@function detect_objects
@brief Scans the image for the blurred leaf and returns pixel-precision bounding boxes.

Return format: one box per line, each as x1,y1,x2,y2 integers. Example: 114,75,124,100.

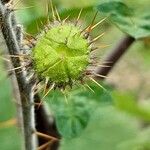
117,127,150,150
0,63,15,122
97,1,150,39
0,126,22,150
0,62,21,150
58,0,98,8
18,6,94,34
46,82,112,138
112,91,150,122
60,106,139,150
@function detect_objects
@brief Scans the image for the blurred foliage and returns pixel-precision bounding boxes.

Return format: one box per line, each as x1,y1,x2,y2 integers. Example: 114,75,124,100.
112,91,150,122
46,83,112,138
97,0,150,39
0,0,150,149
60,106,139,150
0,61,22,150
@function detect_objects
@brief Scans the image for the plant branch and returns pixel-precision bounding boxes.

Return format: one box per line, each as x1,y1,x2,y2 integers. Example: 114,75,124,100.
0,1,60,150
34,95,60,150
96,36,135,80
0,1,37,149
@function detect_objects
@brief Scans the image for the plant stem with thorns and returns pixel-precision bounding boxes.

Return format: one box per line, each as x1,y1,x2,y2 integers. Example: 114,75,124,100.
0,1,37,149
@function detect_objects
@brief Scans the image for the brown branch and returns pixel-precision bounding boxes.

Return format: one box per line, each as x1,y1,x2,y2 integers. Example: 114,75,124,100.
34,94,60,150
96,36,135,80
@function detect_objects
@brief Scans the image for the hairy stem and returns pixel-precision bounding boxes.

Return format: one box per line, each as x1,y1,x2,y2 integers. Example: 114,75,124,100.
96,36,135,80
0,1,60,150
0,1,37,149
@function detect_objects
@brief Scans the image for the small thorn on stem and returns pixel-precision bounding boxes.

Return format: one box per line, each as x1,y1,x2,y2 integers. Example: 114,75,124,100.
43,77,50,96
61,90,68,104
88,77,106,91
55,6,61,22
37,140,52,150
75,8,83,26
84,84,95,93
35,131,59,141
93,73,108,79
62,15,70,23
91,17,107,30
89,32,105,45
38,83,55,108
50,0,56,21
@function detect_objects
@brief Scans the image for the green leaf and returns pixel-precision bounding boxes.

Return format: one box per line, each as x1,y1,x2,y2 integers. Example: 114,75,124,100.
60,106,139,150
97,1,150,39
117,127,150,150
0,126,22,150
46,83,112,138
112,91,150,122
55,96,91,139
58,0,98,8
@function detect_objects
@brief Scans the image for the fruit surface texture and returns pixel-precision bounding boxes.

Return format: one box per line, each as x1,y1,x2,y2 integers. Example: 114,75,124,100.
32,23,90,85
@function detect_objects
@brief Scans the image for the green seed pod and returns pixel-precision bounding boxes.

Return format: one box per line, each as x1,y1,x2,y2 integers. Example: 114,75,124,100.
32,23,90,87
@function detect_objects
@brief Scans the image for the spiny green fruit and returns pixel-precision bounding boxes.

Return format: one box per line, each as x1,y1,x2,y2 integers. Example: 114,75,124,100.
32,22,90,87
28,6,106,90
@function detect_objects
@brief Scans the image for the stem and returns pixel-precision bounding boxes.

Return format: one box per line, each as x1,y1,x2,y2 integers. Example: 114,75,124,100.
0,2,60,150
96,36,135,80
0,1,37,150
1,0,10,4
34,94,60,150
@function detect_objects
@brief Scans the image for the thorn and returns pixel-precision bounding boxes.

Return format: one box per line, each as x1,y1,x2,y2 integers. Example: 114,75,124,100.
84,84,95,93
91,44,111,52
64,94,68,104
91,17,107,30
98,44,111,49
75,8,83,26
26,72,35,82
43,77,49,96
13,6,35,12
55,6,61,22
61,90,68,104
23,31,36,40
89,77,106,91
9,0,22,10
50,0,56,21
8,0,14,4
13,0,21,7
37,141,52,150
96,64,111,68
34,102,43,106
3,54,29,58
91,47,98,51
62,15,70,23
35,131,59,141
38,83,55,108
87,11,98,33
90,32,105,44
7,65,25,72
0,56,10,62
34,83,44,95
93,73,108,79
45,0,50,24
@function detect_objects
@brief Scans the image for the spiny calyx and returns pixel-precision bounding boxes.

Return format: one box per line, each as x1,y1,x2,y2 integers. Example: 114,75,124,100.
32,23,90,87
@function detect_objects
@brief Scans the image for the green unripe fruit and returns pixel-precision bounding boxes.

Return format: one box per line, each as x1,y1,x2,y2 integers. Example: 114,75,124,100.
32,23,90,86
